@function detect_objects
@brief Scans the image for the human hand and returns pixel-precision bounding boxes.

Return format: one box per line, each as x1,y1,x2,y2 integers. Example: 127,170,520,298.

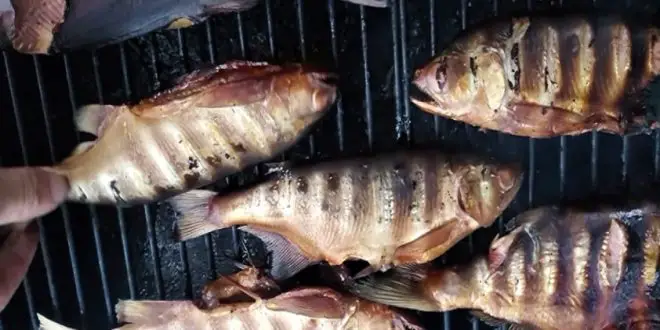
0,167,69,312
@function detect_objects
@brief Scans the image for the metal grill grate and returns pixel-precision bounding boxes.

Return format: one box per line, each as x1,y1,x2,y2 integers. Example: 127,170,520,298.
1,0,659,329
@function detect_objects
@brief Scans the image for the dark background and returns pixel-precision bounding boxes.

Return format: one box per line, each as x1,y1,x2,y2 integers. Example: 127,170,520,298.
1,0,659,329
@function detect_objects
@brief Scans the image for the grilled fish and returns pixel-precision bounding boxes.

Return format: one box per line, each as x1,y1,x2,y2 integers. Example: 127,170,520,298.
45,61,336,206
0,0,259,54
168,151,523,280
349,200,660,329
412,13,660,138
38,285,424,329
199,266,281,308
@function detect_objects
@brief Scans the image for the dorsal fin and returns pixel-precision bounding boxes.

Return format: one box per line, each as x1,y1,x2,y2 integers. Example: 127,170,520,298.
74,104,117,136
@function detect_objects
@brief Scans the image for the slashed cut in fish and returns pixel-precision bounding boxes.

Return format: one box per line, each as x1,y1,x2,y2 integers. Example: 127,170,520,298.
411,13,660,138
349,199,660,330
37,269,425,330
0,0,259,54
168,151,523,281
198,266,281,308
46,60,337,206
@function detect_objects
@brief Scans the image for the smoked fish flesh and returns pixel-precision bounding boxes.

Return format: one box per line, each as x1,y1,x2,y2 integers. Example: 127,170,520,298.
349,200,660,330
37,277,424,329
411,13,660,138
0,0,259,54
168,151,523,280
46,61,337,206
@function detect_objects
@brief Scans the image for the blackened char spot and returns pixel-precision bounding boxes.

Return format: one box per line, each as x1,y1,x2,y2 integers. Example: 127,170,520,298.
188,157,199,170
77,188,88,202
609,211,647,325
184,172,201,188
230,143,247,153
109,180,125,203
510,43,520,92
296,177,308,193
469,57,477,77
327,173,339,192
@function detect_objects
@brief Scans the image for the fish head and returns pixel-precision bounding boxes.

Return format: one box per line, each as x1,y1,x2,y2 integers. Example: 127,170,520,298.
411,50,508,128
455,159,523,226
273,64,338,120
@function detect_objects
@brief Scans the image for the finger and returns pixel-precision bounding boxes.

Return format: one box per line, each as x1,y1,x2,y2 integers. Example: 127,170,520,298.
0,222,39,312
0,167,69,225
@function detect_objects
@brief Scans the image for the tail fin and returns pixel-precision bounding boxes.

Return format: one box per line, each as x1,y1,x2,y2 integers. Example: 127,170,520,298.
115,300,191,325
168,189,223,241
347,264,438,312
37,314,76,330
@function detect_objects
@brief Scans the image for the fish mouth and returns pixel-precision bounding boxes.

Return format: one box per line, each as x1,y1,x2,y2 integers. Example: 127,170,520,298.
410,85,441,112
495,163,525,213
308,71,339,112
309,71,339,89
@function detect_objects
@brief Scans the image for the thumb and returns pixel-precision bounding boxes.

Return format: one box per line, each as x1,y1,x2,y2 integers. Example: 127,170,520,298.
0,167,69,225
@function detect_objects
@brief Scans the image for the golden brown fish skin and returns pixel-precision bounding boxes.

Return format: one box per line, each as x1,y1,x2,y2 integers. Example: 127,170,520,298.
351,202,660,329
199,267,280,308
412,14,660,138
112,287,420,330
211,151,522,270
50,61,336,206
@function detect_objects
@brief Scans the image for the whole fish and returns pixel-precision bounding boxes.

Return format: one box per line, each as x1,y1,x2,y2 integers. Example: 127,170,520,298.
0,0,260,54
349,200,660,329
168,151,523,280
37,285,424,329
45,60,337,206
411,13,660,138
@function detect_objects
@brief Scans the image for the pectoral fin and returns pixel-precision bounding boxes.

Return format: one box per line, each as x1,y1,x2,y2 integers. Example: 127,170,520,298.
239,226,315,281
265,288,346,319
393,218,464,264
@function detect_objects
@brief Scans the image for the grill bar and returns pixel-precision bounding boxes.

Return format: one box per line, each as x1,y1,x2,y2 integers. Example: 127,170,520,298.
89,52,116,324
3,52,52,328
116,44,138,300
326,0,345,152
360,7,374,148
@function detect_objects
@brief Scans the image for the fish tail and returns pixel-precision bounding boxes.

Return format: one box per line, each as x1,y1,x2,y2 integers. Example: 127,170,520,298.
168,189,223,241
37,314,76,330
115,300,190,327
347,264,438,312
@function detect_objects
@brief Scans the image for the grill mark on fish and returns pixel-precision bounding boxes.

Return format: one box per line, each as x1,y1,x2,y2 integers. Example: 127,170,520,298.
582,216,609,320
620,23,650,125
520,231,538,303
327,172,340,192
423,156,438,225
554,18,586,113
587,17,622,113
609,212,647,325
351,163,372,233
392,161,413,242
519,18,547,103
553,216,574,306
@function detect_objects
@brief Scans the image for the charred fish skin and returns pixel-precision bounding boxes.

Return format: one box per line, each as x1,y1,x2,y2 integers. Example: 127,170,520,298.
412,13,660,138
50,61,337,206
0,0,259,54
350,201,660,330
170,151,523,281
